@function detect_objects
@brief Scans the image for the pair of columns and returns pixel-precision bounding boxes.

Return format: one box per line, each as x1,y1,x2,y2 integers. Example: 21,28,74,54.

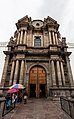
51,60,65,86
9,60,26,85
17,30,27,44
17,29,58,46
48,31,58,45
9,59,74,87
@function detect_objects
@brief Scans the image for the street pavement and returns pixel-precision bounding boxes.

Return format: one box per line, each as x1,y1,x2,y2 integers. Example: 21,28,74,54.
4,98,71,119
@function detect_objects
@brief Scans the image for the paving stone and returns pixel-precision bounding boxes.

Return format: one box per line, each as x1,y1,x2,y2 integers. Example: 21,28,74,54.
4,98,71,119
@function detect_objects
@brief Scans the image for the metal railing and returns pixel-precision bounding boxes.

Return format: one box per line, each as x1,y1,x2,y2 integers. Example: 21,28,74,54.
60,96,74,119
2,99,15,117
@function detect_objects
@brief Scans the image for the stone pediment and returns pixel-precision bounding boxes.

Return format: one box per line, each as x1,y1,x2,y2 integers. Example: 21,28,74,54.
46,16,57,24
18,15,31,23
16,15,31,28
44,16,59,30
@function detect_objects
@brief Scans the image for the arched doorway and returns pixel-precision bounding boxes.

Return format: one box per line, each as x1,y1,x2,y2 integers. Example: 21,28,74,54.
29,66,47,98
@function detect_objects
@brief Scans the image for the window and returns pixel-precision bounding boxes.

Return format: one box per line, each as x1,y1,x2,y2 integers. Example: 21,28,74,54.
34,36,41,47
36,23,40,26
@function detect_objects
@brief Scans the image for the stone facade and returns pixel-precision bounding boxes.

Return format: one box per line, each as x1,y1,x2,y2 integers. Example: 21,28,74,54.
1,15,74,98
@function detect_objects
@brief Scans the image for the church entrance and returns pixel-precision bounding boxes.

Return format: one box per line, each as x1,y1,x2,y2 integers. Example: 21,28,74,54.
29,66,46,98
30,84,36,97
40,84,46,97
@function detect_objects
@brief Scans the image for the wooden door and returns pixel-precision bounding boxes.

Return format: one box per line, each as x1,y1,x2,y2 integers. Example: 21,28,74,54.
29,66,46,98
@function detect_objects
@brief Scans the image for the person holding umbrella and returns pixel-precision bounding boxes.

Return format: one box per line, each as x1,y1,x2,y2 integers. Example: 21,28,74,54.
23,90,27,104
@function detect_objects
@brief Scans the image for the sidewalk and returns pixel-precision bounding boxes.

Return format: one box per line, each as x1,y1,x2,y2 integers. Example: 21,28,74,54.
4,98,71,119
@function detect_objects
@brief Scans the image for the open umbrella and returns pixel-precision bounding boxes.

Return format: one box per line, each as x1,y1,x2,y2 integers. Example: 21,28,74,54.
10,84,25,89
7,88,18,93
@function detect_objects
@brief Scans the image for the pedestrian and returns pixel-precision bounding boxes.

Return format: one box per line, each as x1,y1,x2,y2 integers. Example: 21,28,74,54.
19,93,23,103
23,91,27,104
5,93,11,110
12,94,16,108
15,94,18,103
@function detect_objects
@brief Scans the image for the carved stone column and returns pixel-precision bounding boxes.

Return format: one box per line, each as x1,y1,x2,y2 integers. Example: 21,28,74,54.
23,30,27,44
56,61,62,86
51,60,56,86
46,60,52,97
48,59,52,86
17,32,20,44
66,57,74,86
13,60,19,84
9,61,15,86
1,55,9,86
55,33,58,45
48,31,52,44
20,30,23,44
60,62,65,86
24,60,27,85
29,30,32,46
19,60,24,84
52,31,56,45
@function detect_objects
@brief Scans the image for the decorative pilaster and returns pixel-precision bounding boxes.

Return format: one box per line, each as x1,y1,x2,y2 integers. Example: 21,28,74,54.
24,60,27,85
29,30,32,46
46,60,50,97
52,31,56,45
1,55,9,87
48,31,52,44
57,61,62,86
23,30,27,44
19,60,24,84
48,59,52,86
17,32,20,44
9,61,15,86
60,62,65,86
66,57,74,86
20,30,23,44
55,33,58,45
13,60,19,84
51,60,56,86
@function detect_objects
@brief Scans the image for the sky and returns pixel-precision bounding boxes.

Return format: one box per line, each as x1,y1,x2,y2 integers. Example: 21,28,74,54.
0,0,74,79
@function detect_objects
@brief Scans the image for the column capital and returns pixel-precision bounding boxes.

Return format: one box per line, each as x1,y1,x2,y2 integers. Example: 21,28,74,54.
48,28,51,32
19,27,27,32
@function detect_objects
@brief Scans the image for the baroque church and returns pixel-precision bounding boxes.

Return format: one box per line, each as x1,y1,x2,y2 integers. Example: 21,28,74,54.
1,15,74,98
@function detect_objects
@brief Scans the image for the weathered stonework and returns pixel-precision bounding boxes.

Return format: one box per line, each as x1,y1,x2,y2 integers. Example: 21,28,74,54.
1,15,74,98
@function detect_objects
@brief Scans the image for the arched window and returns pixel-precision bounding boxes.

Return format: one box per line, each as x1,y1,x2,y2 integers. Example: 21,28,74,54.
34,36,41,47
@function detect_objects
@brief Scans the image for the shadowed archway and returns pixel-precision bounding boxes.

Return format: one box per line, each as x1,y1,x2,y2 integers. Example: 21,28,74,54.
28,65,47,98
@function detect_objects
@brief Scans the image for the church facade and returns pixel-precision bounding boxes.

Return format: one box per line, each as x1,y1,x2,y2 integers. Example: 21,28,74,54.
1,15,74,98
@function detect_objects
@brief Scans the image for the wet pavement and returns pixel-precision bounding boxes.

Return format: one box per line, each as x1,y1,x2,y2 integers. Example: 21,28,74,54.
4,98,71,119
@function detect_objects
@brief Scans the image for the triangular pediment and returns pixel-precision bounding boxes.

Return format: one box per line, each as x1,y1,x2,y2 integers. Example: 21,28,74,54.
18,15,30,23
16,15,31,28
46,16,57,24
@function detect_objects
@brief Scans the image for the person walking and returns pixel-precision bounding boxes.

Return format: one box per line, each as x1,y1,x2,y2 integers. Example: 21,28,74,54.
12,94,16,108
23,91,27,104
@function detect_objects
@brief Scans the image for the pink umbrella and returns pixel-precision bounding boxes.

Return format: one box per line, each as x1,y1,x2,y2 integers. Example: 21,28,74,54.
7,88,18,93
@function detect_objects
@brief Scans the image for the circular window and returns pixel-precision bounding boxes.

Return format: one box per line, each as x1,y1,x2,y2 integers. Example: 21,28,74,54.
36,23,40,26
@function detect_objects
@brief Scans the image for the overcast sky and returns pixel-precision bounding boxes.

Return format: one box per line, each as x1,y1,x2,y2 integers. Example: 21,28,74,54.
0,0,74,79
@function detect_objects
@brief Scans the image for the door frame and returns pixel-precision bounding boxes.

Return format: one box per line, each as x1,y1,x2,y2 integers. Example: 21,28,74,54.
28,65,47,98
